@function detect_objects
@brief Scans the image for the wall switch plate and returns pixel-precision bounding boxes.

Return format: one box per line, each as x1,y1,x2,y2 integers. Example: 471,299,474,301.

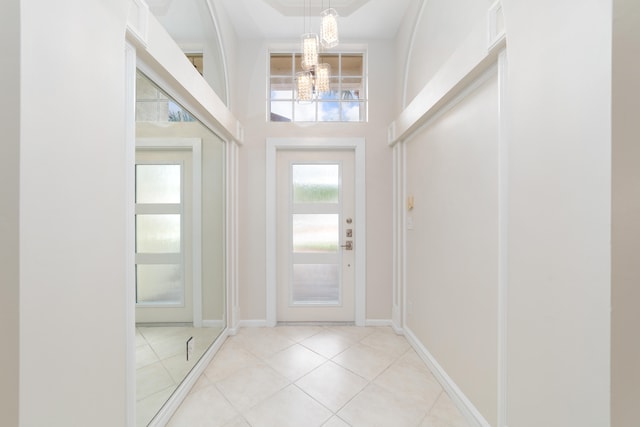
186,337,194,361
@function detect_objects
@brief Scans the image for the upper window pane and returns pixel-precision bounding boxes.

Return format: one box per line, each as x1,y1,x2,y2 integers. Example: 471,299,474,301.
136,164,181,204
269,52,366,122
318,54,340,71
270,54,292,75
136,71,196,122
341,55,363,77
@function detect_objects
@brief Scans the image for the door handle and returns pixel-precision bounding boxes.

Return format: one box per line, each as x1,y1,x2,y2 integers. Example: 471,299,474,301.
340,241,353,250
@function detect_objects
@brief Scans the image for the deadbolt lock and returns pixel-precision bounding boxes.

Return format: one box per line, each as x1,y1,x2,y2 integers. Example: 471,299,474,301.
346,228,353,237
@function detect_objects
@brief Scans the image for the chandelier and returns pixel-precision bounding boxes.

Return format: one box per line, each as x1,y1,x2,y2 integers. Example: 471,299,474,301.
296,0,339,102
320,5,339,48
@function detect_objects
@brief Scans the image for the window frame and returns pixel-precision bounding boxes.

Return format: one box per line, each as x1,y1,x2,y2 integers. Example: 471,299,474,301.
268,49,368,123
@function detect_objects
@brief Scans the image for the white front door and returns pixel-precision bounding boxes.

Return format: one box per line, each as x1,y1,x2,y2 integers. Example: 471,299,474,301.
276,150,356,322
135,148,193,323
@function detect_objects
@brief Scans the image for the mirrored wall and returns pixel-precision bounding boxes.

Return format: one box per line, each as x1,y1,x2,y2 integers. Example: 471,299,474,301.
134,71,226,426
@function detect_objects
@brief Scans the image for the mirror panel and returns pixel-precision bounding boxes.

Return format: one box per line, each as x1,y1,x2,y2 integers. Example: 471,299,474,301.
135,71,226,426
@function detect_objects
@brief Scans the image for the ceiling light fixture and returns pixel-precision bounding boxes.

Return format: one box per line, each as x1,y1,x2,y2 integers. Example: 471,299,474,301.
300,0,318,71
320,1,339,48
296,0,339,102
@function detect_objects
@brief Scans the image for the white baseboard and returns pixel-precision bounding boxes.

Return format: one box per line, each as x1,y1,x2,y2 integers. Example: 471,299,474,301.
237,319,402,331
148,328,230,426
202,319,225,328
238,319,395,329
238,319,269,328
365,319,404,336
391,321,404,335
365,319,393,327
403,327,490,427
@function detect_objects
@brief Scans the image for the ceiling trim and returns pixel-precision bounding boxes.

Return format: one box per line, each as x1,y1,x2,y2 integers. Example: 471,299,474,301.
262,0,370,17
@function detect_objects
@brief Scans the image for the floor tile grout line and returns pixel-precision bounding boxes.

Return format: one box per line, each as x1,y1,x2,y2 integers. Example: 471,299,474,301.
417,389,446,426
175,326,467,427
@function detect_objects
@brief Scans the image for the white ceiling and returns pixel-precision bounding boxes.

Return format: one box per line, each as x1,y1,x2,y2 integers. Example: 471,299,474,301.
151,0,413,43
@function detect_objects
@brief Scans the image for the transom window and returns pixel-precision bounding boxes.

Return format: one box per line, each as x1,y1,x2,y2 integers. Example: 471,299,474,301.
269,52,367,123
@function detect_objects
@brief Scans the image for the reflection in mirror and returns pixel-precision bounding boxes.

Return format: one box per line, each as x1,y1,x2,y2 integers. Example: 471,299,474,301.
135,71,226,426
150,0,228,106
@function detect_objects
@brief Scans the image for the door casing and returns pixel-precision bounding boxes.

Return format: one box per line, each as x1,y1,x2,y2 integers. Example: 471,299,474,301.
266,137,366,326
136,138,203,327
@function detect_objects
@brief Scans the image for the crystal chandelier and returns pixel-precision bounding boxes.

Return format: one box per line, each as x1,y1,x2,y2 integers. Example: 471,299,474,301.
296,0,339,102
296,70,314,102
301,33,319,71
315,63,331,93
320,6,339,48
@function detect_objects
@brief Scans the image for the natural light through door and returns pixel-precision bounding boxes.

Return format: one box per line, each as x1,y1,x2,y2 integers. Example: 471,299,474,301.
277,150,355,322
135,149,193,323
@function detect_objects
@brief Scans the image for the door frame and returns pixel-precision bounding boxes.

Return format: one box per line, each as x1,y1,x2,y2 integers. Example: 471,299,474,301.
266,137,366,326
136,137,203,327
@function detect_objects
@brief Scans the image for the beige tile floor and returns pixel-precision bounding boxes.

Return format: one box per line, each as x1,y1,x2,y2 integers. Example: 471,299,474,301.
136,325,224,427
167,326,470,427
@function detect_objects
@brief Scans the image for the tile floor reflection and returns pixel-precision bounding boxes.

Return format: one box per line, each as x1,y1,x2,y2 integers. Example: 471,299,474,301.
136,325,223,427
167,326,470,427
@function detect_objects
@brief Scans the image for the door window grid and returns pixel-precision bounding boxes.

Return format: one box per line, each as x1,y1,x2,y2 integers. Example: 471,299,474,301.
269,52,367,123
289,162,343,305
135,163,185,306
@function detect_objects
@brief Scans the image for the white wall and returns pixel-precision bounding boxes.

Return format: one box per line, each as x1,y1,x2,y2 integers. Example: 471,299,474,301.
210,0,239,111
612,0,640,425
405,72,500,425
393,0,422,110
234,39,395,322
398,0,612,425
18,0,130,425
0,1,20,425
404,0,488,106
503,1,611,425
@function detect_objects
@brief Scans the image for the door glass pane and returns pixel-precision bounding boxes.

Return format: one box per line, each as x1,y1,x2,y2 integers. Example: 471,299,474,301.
292,164,339,203
136,164,181,203
136,214,181,253
293,214,338,253
292,264,339,304
136,264,182,304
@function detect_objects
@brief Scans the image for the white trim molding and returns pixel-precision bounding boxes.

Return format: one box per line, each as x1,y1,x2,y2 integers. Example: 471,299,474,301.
148,329,230,426
497,48,509,427
136,138,203,327
404,327,491,427
266,138,367,327
366,319,403,335
488,1,506,50
202,320,226,328
124,41,137,427
226,139,241,335
391,14,506,147
126,0,149,48
391,3,509,425
238,319,270,328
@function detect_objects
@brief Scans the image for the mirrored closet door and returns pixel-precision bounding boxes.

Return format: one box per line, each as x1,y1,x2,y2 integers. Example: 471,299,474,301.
134,71,226,426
